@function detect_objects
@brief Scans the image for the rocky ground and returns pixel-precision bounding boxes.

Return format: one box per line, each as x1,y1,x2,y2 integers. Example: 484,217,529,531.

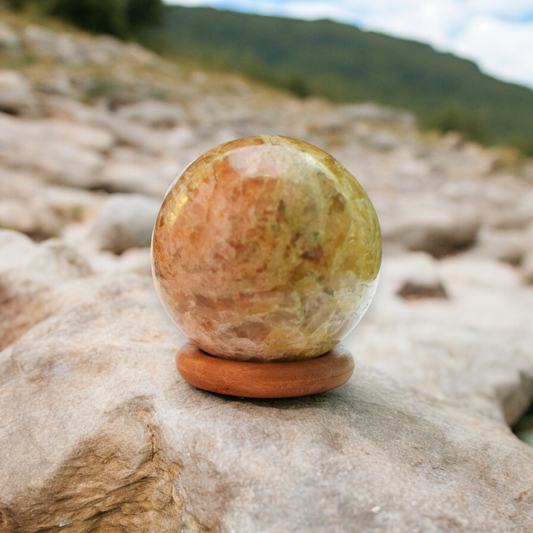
1,11,533,532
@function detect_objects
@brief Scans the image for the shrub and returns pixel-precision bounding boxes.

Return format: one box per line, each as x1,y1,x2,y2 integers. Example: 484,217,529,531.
430,103,487,144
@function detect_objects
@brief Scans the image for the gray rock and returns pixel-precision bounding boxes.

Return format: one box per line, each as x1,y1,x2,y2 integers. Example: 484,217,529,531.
46,118,115,152
0,231,91,280
392,252,449,300
0,264,532,532
0,114,105,188
346,254,533,425
364,130,400,151
0,22,19,49
0,165,105,238
0,229,36,272
0,197,60,238
0,167,62,238
0,70,34,115
522,161,533,182
339,102,414,127
465,227,527,264
87,247,153,277
116,100,187,128
23,26,120,66
22,23,161,69
23,26,79,64
90,194,161,254
26,239,93,279
381,206,480,257
94,112,182,155
99,148,182,197
523,252,533,285
38,75,77,97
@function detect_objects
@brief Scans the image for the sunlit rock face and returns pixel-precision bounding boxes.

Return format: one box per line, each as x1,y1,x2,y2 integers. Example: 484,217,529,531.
152,136,381,361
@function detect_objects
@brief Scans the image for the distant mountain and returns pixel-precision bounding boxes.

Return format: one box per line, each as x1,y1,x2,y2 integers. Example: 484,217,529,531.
152,6,533,153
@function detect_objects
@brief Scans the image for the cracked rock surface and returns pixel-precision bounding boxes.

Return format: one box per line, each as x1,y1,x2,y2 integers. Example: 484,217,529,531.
0,240,533,532
0,255,533,533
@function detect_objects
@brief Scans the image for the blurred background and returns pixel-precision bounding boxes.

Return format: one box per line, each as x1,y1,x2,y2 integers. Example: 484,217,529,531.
1,0,533,441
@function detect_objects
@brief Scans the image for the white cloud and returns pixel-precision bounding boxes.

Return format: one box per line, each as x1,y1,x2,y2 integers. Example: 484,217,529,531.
452,16,533,87
165,0,533,89
466,0,533,18
358,0,465,50
281,2,363,22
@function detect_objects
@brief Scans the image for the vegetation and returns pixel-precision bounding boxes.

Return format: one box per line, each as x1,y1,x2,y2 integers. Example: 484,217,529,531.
148,6,533,154
5,0,164,38
4,1,533,153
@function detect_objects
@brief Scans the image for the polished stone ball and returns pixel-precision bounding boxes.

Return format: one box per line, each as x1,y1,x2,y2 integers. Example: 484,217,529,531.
152,135,381,361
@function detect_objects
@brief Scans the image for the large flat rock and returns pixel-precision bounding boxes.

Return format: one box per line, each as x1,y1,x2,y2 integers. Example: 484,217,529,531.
1,247,533,532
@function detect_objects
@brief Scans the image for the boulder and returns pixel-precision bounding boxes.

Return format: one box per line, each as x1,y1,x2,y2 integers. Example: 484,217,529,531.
26,239,93,280
0,229,36,272
390,252,449,300
523,252,533,285
347,254,533,425
0,168,62,238
99,148,181,197
0,70,34,115
381,206,480,257
45,119,115,152
0,165,105,238
0,259,532,532
89,194,161,254
465,227,527,264
0,22,19,50
363,129,400,151
0,114,105,188
0,197,60,238
116,100,187,128
94,113,182,155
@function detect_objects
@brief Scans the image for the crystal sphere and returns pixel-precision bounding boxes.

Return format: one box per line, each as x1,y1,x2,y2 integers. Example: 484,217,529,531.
152,136,381,361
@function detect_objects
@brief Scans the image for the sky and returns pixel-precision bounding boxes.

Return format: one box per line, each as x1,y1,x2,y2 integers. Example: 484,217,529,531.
165,0,533,90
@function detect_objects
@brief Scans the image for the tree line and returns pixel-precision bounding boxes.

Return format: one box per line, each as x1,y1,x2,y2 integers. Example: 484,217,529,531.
6,1,533,154
6,0,164,38
153,6,533,155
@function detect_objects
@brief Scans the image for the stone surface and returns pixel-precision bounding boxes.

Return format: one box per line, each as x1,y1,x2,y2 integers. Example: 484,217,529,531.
100,148,181,197
0,164,105,238
153,135,382,361
346,253,533,425
523,252,533,285
0,229,37,272
0,258,533,532
22,25,154,67
116,100,187,128
0,70,34,115
90,194,161,254
0,114,105,188
0,22,19,50
380,204,480,257
466,227,527,264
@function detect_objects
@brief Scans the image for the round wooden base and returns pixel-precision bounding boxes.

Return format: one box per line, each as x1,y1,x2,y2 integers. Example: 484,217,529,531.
176,342,355,398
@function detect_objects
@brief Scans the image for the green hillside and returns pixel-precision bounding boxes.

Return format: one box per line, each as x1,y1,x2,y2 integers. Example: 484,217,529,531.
151,6,533,153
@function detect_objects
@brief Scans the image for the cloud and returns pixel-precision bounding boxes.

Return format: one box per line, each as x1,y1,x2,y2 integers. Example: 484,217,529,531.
357,0,465,49
452,16,533,87
164,0,533,89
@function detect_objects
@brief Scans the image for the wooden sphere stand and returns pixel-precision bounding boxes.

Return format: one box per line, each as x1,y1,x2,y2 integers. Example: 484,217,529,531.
176,342,355,398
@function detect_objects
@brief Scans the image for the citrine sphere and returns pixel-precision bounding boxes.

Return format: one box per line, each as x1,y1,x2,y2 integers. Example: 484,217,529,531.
152,135,381,361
